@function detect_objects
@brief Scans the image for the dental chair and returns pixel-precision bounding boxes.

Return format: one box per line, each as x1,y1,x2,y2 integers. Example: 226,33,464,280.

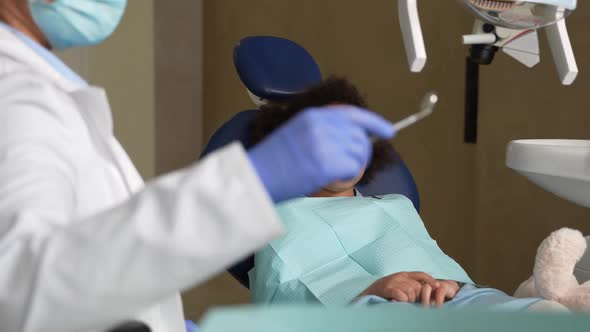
200,36,420,288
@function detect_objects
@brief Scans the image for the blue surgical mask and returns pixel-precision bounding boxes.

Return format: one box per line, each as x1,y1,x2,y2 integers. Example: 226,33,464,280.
29,0,128,50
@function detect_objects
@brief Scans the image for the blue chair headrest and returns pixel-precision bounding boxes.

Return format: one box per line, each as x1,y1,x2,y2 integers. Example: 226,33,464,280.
234,36,322,101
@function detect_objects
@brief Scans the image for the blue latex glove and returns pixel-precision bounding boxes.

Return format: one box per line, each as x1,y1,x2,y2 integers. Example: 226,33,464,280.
248,106,395,202
185,320,199,332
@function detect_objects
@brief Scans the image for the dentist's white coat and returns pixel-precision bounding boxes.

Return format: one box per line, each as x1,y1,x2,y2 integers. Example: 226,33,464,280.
0,25,283,332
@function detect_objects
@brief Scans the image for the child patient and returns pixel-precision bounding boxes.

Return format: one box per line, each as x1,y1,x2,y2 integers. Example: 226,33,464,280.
247,77,566,312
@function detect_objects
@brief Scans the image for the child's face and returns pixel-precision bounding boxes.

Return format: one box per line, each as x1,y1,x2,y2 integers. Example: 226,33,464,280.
323,168,366,193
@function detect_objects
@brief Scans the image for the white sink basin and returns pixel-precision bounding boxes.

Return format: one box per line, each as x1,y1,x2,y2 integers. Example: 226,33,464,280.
506,140,590,208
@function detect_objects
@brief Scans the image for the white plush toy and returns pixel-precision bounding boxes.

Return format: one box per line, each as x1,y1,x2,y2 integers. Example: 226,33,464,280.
515,228,590,311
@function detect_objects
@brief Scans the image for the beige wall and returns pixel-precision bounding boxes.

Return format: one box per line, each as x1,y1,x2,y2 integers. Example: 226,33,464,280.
58,0,156,179
91,0,156,179
185,0,590,320
154,0,204,175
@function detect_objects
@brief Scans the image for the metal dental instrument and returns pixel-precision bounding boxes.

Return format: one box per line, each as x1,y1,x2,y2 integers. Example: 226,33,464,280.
392,91,439,132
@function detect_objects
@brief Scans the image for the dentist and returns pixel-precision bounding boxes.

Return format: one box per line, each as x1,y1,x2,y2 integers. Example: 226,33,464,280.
0,1,395,331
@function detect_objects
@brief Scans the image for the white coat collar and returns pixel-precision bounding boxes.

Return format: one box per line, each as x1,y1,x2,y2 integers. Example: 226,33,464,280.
0,24,82,93
0,24,113,135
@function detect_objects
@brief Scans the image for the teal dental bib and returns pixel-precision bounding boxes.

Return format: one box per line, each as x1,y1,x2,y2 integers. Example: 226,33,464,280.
250,195,473,305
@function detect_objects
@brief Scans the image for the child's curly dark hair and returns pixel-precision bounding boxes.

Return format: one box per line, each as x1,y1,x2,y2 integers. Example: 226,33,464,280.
250,77,397,186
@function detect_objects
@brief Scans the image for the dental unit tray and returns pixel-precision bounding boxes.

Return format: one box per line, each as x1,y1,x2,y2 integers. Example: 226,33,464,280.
199,305,590,332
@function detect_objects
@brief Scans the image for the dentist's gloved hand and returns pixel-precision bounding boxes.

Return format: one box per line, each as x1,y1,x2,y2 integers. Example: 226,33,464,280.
185,320,199,332
248,106,395,202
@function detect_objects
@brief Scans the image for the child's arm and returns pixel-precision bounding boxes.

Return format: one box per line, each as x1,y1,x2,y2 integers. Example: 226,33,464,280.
358,272,440,306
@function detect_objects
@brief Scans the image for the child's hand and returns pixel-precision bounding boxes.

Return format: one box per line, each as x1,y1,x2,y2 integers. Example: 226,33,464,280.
420,280,461,308
358,272,440,305
430,280,460,308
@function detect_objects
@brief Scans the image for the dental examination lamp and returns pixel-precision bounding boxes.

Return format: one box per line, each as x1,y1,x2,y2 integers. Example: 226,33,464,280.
399,0,578,143
399,0,590,284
